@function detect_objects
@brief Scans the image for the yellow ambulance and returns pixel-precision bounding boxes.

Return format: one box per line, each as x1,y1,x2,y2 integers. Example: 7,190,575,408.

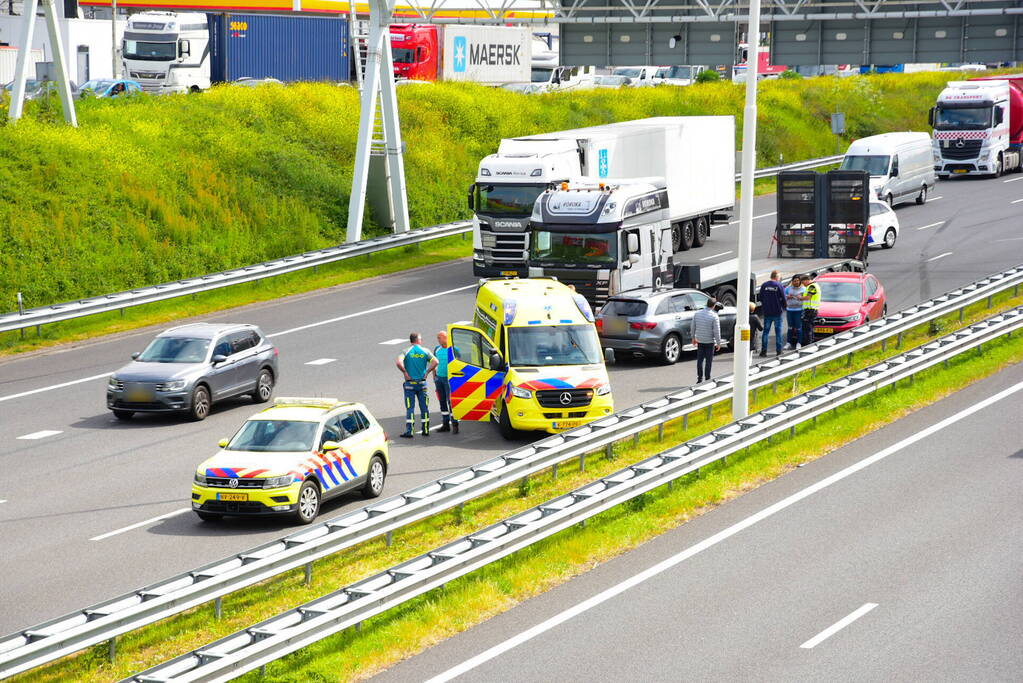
445,278,614,438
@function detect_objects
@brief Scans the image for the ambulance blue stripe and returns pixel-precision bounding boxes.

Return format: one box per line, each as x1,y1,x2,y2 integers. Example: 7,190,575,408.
539,378,574,389
484,372,507,398
220,467,240,478
449,364,480,392
344,458,359,478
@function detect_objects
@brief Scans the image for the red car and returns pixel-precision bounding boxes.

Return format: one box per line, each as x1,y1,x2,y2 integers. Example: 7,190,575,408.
812,272,887,336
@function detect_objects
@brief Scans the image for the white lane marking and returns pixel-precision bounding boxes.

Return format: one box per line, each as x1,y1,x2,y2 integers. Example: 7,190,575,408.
267,284,476,338
930,196,943,201
305,358,337,366
90,508,191,541
800,603,878,649
0,285,477,405
380,338,407,345
1011,198,1023,205
928,252,953,262
1004,176,1023,183
0,372,112,404
995,237,1023,243
16,430,63,440
424,379,1023,683
725,211,777,226
699,251,733,262
0,500,7,504
915,222,944,231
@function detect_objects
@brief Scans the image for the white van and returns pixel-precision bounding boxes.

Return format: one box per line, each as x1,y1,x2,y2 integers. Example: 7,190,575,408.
839,132,936,208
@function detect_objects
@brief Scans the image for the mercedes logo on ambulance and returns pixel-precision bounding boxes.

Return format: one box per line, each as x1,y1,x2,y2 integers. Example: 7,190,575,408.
559,392,573,405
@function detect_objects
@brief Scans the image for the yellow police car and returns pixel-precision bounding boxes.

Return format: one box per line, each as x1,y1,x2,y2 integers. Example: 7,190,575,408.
192,398,389,524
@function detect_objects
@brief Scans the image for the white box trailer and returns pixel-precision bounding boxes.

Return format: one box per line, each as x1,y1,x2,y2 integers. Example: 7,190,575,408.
0,45,43,84
471,116,735,277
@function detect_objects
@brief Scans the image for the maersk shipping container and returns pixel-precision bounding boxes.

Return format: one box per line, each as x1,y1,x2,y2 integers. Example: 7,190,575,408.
208,14,350,84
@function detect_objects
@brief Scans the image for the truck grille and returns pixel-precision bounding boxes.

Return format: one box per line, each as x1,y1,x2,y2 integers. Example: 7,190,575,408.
536,388,593,408
481,232,528,264
939,140,982,160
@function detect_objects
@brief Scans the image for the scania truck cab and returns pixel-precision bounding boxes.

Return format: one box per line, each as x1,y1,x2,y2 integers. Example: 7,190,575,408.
445,278,614,439
528,179,675,308
930,77,1023,178
122,12,211,94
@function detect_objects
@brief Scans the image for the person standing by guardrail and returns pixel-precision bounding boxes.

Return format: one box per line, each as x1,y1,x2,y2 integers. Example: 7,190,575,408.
801,274,822,346
785,275,805,349
432,330,459,434
757,269,786,356
396,332,438,439
691,297,722,384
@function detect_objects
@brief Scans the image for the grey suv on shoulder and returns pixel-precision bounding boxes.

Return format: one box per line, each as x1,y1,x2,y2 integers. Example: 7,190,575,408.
597,288,737,364
107,323,279,421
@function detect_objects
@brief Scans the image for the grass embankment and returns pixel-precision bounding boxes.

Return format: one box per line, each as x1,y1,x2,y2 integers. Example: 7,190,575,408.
1,72,957,356
17,289,1022,683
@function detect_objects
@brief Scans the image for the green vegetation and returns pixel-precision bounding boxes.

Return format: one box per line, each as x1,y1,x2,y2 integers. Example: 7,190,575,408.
695,69,722,83
16,288,1021,683
1,72,958,324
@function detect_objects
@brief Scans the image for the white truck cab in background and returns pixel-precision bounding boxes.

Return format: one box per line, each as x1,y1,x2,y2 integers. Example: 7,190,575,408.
122,12,210,94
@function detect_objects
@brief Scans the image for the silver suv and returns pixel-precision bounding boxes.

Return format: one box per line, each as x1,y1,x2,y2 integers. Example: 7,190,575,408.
107,323,279,421
597,288,737,364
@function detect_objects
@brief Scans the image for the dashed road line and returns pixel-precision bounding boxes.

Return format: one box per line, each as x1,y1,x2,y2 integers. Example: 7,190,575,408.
915,222,944,231
0,372,112,404
90,508,192,541
928,252,953,262
380,338,407,345
16,430,63,440
929,195,943,201
1011,198,1023,205
305,358,337,366
1004,176,1023,183
800,603,879,649
699,251,734,261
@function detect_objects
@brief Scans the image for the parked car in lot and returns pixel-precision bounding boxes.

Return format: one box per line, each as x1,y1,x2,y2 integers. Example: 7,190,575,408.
812,272,887,337
230,77,284,88
76,78,143,98
2,78,78,100
107,323,278,421
866,201,900,249
596,288,738,364
192,397,389,524
591,74,632,89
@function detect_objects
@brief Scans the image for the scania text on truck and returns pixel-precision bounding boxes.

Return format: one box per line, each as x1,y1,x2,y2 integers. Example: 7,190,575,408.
930,75,1023,178
390,24,531,85
444,278,613,439
122,12,211,93
470,116,735,279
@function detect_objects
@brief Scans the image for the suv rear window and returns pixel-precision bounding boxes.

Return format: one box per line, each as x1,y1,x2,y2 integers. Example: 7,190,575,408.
603,299,647,317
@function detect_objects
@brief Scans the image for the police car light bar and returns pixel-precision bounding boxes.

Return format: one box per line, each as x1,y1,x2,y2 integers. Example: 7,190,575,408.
273,397,341,409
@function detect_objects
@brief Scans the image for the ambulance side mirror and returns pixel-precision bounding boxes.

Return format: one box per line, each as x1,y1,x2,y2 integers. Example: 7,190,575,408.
489,350,503,370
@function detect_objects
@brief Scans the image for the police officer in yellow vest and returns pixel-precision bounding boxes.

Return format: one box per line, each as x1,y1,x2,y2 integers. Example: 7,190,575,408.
800,274,822,345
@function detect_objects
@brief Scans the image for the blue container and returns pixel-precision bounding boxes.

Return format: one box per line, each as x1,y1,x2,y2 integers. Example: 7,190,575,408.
208,13,350,83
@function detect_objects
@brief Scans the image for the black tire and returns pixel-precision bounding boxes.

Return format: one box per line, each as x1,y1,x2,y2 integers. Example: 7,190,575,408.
362,456,386,498
195,511,222,522
916,186,927,205
659,333,682,365
882,305,888,318
992,155,1003,178
882,228,897,249
715,285,737,308
678,221,695,251
498,403,517,440
692,216,710,248
292,479,320,524
885,193,894,208
252,368,274,403
113,409,134,421
189,385,211,421
670,223,682,252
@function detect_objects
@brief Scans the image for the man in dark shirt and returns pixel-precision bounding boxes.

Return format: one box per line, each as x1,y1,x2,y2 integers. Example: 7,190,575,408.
757,270,786,356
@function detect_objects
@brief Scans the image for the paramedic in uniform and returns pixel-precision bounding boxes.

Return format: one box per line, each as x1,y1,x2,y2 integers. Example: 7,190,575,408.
396,333,438,439
432,330,459,434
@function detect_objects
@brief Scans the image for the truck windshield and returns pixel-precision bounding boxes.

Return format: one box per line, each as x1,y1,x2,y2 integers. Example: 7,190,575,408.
123,39,176,61
508,325,603,366
663,66,695,79
934,106,991,129
839,155,890,176
531,230,617,266
612,67,644,78
531,67,553,83
476,184,546,216
392,47,416,64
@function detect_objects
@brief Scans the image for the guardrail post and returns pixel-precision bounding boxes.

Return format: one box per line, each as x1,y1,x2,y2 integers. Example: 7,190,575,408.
17,292,24,340
214,597,222,619
579,453,586,472
657,423,664,441
772,381,778,395
881,338,886,352
518,476,530,497
705,405,712,420
987,294,993,309
846,352,854,367
944,359,950,369
385,530,393,548
792,376,799,393
455,502,465,524
682,413,689,432
790,426,795,438
633,432,640,447
304,562,313,586
552,462,558,480
108,637,116,662
605,443,614,460
896,332,904,349
959,308,965,323
752,388,758,404
811,366,817,379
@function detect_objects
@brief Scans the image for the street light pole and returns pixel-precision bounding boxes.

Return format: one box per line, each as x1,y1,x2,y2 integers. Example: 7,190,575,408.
731,0,762,420
111,0,119,78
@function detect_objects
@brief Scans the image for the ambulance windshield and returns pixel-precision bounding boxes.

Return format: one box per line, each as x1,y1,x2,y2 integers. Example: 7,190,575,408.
508,324,602,366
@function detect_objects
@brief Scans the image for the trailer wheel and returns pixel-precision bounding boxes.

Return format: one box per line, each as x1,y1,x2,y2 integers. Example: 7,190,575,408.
678,221,695,252
692,216,710,248
715,285,737,308
671,223,682,252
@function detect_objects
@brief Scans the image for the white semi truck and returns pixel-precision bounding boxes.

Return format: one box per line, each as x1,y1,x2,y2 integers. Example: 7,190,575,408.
470,116,735,278
930,77,1023,178
122,12,211,94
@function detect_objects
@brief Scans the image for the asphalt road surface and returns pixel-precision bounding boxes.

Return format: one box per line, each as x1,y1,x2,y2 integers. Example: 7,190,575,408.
375,351,1023,683
0,173,1020,634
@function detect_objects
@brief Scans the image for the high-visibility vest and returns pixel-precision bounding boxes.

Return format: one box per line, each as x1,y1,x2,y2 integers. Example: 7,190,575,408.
803,283,821,309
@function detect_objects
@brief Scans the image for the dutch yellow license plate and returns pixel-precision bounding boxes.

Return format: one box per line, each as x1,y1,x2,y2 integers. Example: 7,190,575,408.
218,492,248,502
814,327,832,334
554,420,584,430
953,169,968,174
501,270,518,276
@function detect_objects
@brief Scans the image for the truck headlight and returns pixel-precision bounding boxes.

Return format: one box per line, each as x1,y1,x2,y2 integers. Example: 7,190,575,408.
510,385,532,399
194,472,207,485
596,383,612,396
263,475,294,489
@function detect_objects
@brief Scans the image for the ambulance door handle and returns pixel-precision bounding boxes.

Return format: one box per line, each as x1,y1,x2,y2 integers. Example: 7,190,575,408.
451,371,465,377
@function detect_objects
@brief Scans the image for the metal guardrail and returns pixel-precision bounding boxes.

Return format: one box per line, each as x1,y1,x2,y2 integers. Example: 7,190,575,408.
1,262,1019,680
0,155,845,335
125,304,1023,682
